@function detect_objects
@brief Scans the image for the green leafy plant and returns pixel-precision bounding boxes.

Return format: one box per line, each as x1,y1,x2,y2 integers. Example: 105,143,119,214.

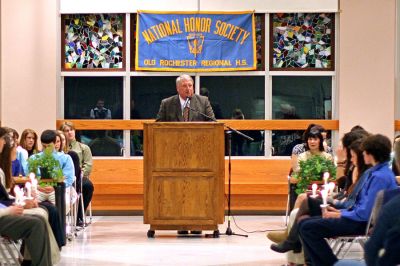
293,155,336,195
27,145,63,186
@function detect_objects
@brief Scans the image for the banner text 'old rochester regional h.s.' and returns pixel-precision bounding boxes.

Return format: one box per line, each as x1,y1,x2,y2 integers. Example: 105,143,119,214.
136,11,256,72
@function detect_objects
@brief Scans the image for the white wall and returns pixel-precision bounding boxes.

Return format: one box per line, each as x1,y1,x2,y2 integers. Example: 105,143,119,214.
60,0,338,13
339,0,396,136
1,0,57,135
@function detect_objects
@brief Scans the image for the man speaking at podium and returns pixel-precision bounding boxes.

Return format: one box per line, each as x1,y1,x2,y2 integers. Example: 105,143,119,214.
156,74,215,122
155,74,215,235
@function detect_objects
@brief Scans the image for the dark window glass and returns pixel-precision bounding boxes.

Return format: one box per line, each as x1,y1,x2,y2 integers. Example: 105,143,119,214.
130,76,178,119
226,130,264,156
199,76,265,119
76,130,123,157
272,76,332,119
272,76,332,156
64,77,123,119
130,130,143,156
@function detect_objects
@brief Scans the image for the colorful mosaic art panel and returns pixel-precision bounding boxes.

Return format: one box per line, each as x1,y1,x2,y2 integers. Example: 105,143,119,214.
64,14,124,69
271,13,334,69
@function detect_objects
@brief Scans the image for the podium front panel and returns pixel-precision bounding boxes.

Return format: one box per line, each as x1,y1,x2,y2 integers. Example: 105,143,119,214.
143,122,224,229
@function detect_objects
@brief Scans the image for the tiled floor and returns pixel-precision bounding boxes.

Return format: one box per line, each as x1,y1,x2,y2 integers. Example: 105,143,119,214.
59,215,364,266
59,216,289,266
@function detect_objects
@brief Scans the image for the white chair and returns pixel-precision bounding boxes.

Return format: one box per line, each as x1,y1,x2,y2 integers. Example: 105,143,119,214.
0,237,22,265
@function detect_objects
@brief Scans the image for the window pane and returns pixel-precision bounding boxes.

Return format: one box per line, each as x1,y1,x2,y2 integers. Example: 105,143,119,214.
270,13,334,70
64,77,123,119
272,129,332,156
200,76,265,119
76,130,123,157
227,130,264,156
131,76,178,119
131,130,143,156
272,76,332,119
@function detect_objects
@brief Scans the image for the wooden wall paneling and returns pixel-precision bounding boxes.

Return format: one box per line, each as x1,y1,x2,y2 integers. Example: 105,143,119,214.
90,159,291,211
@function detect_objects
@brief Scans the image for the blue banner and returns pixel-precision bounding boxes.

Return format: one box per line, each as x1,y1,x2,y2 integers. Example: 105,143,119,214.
136,11,256,72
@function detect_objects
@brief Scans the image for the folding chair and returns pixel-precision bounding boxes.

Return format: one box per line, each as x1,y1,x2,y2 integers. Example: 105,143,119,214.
333,188,400,258
0,237,22,265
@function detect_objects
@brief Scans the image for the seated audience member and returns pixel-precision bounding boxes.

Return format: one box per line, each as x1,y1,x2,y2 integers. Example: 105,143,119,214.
335,192,400,266
390,135,400,176
2,130,65,248
20,129,39,158
55,130,82,189
297,134,398,266
29,130,75,203
0,203,52,266
268,126,336,243
271,137,368,255
4,127,28,176
60,121,94,226
0,127,61,261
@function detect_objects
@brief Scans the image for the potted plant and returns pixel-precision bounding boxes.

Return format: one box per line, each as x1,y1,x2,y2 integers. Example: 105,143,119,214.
27,146,63,186
293,155,336,194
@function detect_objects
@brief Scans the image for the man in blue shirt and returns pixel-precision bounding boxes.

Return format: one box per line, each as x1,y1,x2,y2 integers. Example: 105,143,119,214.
29,130,75,189
298,134,398,266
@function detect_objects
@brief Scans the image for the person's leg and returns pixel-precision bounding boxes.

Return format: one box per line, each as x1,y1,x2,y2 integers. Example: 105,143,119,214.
39,202,65,248
293,193,307,209
77,177,94,223
0,215,52,266
82,177,94,211
298,217,366,266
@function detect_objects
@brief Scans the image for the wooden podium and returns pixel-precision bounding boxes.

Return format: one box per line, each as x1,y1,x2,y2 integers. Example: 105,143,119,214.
143,122,225,237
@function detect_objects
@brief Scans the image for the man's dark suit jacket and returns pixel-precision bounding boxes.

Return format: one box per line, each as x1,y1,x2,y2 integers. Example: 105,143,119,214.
156,94,215,122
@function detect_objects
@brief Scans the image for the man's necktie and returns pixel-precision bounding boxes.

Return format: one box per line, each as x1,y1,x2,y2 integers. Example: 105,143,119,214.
183,106,189,121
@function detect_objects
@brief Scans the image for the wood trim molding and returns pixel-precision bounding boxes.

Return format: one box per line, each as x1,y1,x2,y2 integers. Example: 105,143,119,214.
56,119,339,130
395,120,400,131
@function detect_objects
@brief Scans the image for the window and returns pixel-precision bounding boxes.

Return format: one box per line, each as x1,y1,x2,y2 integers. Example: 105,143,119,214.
271,76,332,156
64,77,123,119
199,76,265,119
130,76,180,119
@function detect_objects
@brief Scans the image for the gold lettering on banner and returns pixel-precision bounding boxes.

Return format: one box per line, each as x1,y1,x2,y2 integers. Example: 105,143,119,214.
183,17,212,33
213,20,250,45
159,60,198,66
141,19,183,45
200,60,232,66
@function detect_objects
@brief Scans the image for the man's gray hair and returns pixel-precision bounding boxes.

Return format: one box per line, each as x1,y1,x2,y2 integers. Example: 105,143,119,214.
176,74,193,87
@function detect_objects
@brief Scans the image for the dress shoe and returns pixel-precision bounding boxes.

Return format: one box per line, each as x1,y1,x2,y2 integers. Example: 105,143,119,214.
266,229,288,243
177,230,189,234
270,241,301,253
190,230,202,234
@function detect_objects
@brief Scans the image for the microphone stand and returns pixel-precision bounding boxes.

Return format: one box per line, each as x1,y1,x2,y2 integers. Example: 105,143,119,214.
186,105,252,238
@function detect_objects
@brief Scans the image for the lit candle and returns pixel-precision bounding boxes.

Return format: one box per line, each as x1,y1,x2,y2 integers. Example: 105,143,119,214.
25,182,32,199
321,189,328,206
311,183,318,197
14,186,23,205
323,172,329,185
29,172,35,181
328,182,336,196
